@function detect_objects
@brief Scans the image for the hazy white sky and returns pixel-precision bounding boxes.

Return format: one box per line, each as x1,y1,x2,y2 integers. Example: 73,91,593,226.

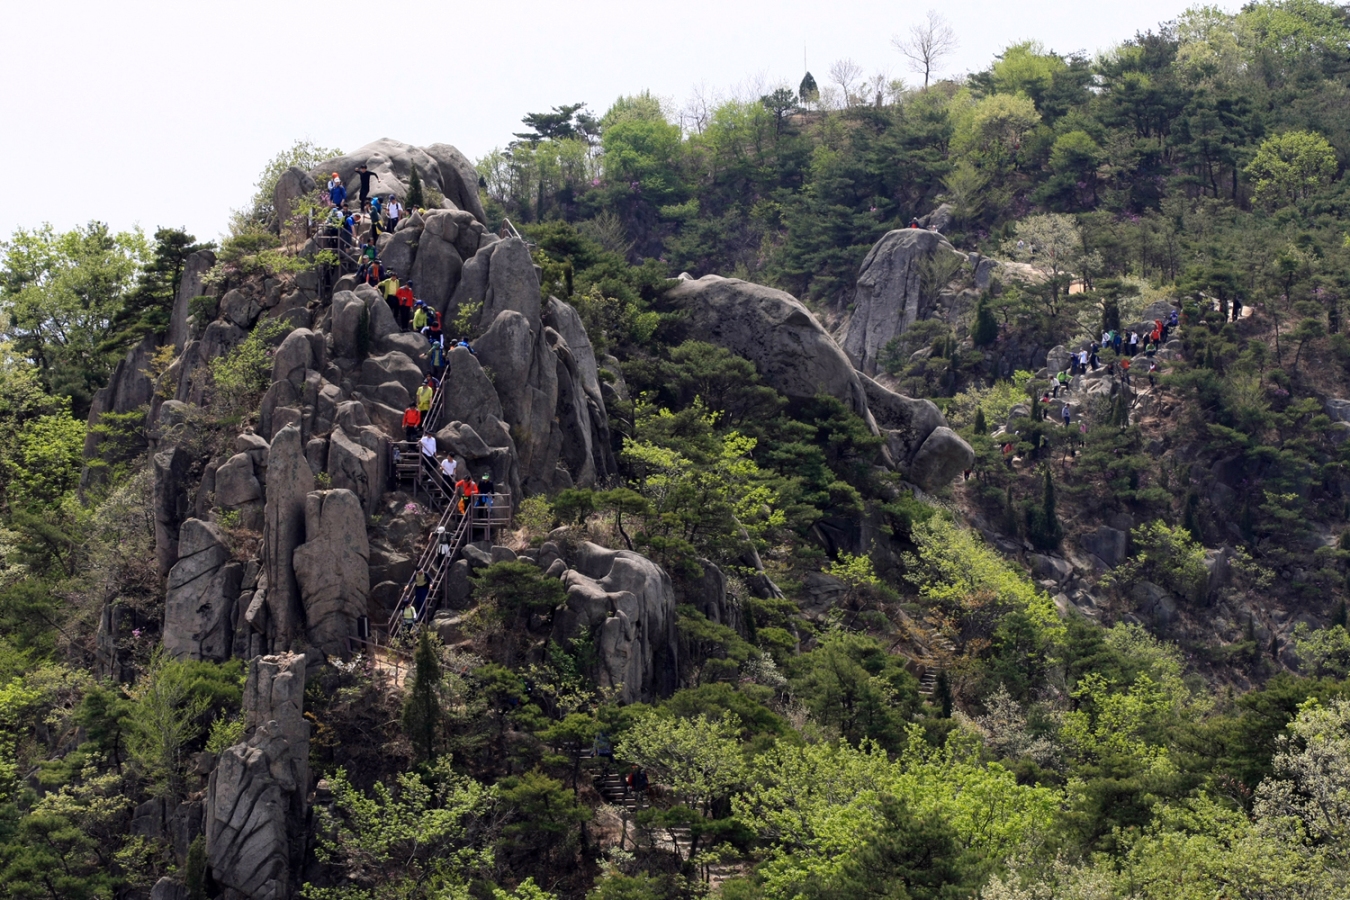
4,0,1237,244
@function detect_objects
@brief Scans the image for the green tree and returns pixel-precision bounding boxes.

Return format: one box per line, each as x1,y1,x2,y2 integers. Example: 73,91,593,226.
1246,131,1338,208
616,710,744,817
1024,467,1063,551
0,222,149,414
305,758,496,900
970,294,998,347
406,165,425,209
104,227,209,348
402,630,443,763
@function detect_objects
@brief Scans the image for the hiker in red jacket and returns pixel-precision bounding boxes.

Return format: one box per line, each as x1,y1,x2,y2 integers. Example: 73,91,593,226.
402,404,421,441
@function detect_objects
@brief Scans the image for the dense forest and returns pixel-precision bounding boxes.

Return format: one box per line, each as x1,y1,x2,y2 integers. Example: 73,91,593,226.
4,2,1350,899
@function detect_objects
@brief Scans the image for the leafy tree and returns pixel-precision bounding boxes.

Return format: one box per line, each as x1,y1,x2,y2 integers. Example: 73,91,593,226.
0,222,149,414
615,710,744,816
232,138,342,233
798,795,976,900
1003,214,1100,317
1246,130,1338,208
306,758,496,900
789,633,918,750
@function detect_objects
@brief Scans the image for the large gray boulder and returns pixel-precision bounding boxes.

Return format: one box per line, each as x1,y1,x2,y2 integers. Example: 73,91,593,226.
169,249,216,354
665,275,873,423
163,519,241,663
552,542,678,703
293,489,369,659
409,227,463,312
326,427,382,514
475,310,560,493
262,426,313,650
271,329,316,386
206,653,309,900
480,238,541,327
330,290,365,360
314,138,485,223
273,166,316,241
546,297,617,481
842,228,966,377
907,426,974,491
423,143,488,224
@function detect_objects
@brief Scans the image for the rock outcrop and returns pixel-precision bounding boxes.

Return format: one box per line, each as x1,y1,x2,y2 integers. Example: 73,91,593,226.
841,228,968,377
551,541,678,703
163,520,242,663
261,426,313,649
206,653,309,900
665,274,874,421
314,138,486,225
664,273,973,490
292,489,370,659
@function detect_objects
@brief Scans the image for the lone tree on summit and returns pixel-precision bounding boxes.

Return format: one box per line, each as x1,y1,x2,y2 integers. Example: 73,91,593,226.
893,10,958,89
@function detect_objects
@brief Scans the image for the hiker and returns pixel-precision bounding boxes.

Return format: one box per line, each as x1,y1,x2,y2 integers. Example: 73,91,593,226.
329,175,346,208
428,338,445,378
402,601,416,631
1002,441,1015,470
1056,369,1071,395
1148,359,1159,387
1040,392,1052,404
1128,331,1139,356
1120,357,1131,385
440,453,457,482
386,195,403,232
626,764,649,797
419,431,437,463
456,337,476,355
910,218,920,228
1231,297,1243,321
438,525,453,559
1112,331,1123,354
402,404,421,441
428,308,444,343
1062,404,1071,427
396,280,416,329
340,206,355,250
413,569,430,618
369,194,382,223
412,301,428,332
1168,309,1179,329
477,472,495,508
416,379,434,419
356,164,377,211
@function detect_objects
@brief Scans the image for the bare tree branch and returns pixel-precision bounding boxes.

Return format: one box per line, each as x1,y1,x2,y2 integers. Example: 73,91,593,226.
892,10,958,89
828,58,864,106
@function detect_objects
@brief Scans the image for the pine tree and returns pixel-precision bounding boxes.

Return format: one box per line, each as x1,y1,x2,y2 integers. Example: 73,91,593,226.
1101,297,1121,334
974,407,987,435
799,72,819,104
1026,467,1063,551
407,166,425,209
401,630,442,762
186,835,208,900
971,294,998,346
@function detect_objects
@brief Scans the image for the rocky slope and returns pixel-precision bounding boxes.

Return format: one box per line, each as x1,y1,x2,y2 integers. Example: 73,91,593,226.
79,138,977,898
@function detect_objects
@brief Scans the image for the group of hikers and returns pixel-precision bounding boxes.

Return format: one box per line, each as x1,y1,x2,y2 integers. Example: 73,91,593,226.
320,165,404,253
992,307,1181,472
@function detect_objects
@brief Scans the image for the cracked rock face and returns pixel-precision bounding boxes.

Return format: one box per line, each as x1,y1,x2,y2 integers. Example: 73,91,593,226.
206,653,309,900
163,519,241,663
292,489,370,659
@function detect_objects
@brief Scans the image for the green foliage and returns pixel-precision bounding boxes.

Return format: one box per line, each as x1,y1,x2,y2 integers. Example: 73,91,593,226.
232,138,342,233
208,317,289,420
1024,467,1063,551
1246,130,1338,207
402,630,443,762
186,834,208,900
1107,520,1210,605
735,730,1060,896
0,221,149,415
615,709,745,816
305,757,496,900
406,165,425,209
788,633,919,750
